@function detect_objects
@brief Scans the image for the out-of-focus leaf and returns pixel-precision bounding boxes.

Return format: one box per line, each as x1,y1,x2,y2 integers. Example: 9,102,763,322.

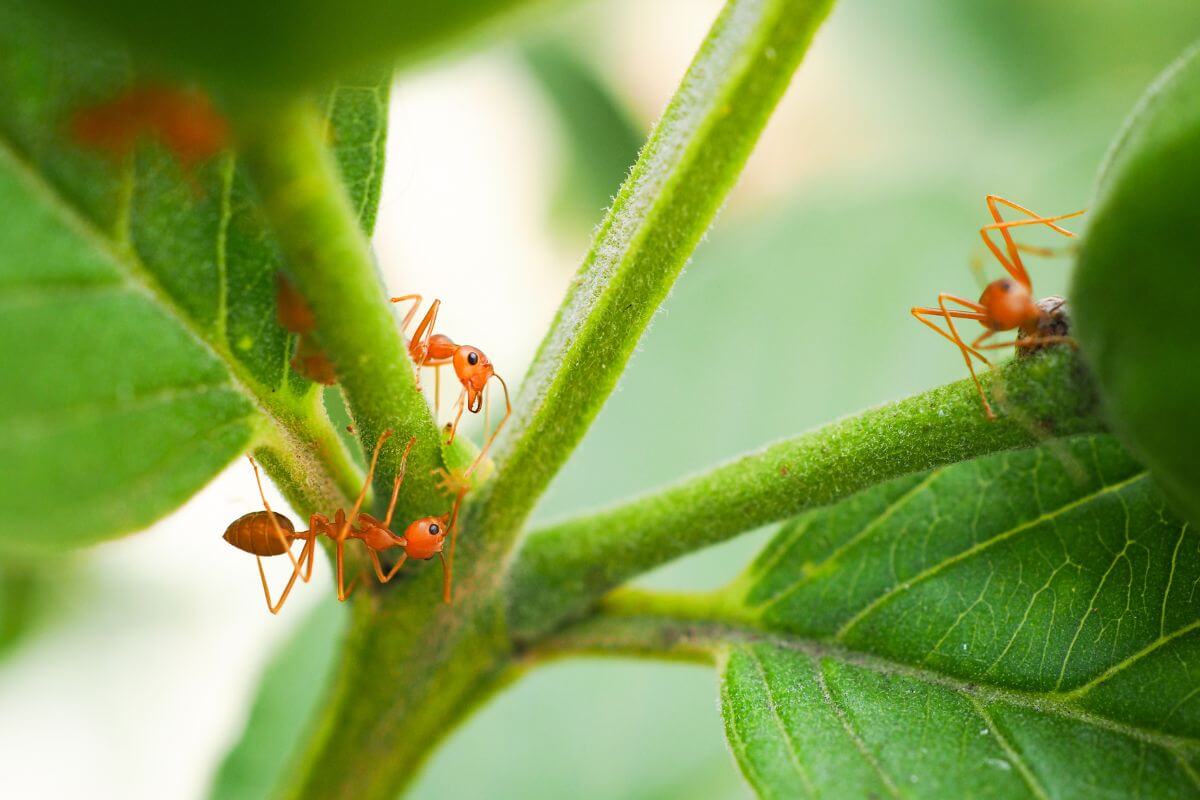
0,559,56,655
208,597,348,800
522,40,643,226
43,0,555,93
1073,42,1200,528
718,435,1200,798
0,0,388,549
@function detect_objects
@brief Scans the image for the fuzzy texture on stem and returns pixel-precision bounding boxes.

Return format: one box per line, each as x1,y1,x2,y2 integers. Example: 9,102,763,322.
474,0,838,553
237,99,448,522
507,349,1104,641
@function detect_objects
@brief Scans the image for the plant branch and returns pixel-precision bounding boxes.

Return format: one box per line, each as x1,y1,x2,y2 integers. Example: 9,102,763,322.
475,0,837,549
236,99,447,519
507,349,1104,641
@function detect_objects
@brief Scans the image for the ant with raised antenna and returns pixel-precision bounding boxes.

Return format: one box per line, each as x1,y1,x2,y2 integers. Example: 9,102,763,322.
222,431,466,612
911,195,1085,419
389,294,511,474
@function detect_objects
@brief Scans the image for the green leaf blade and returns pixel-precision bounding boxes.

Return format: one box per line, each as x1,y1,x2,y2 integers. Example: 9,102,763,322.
0,0,392,546
722,642,1200,800
715,436,1200,797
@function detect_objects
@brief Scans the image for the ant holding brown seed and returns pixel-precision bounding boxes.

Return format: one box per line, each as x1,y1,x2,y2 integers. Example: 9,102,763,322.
911,195,1085,419
390,294,511,474
222,431,466,613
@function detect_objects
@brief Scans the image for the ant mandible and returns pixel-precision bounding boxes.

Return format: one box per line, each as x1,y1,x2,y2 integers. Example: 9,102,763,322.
911,195,1085,419
389,294,511,473
223,432,465,613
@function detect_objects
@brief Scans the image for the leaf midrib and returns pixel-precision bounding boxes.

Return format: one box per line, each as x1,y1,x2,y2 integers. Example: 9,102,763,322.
563,615,1200,756
0,131,358,508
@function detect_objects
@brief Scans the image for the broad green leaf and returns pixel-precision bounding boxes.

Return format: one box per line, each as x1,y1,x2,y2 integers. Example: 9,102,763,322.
44,0,554,93
1073,41,1200,529
208,597,348,800
481,0,837,545
0,0,388,549
718,435,1200,797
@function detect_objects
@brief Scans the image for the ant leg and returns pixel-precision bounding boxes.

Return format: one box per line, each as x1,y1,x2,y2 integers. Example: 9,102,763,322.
467,375,511,476
407,301,442,387
981,196,1084,288
369,550,408,583
382,437,416,528
444,490,466,604
341,429,392,544
247,456,299,571
434,364,442,417
389,293,423,336
255,552,307,615
912,299,994,417
446,388,467,445
938,293,997,418
440,552,452,604
335,540,348,601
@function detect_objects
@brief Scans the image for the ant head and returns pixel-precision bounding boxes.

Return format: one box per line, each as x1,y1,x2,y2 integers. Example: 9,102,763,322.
403,515,448,560
978,277,1038,331
453,346,494,411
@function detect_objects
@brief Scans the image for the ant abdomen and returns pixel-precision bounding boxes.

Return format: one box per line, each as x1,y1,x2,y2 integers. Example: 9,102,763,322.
223,511,297,556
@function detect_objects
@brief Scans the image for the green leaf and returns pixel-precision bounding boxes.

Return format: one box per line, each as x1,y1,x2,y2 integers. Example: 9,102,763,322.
208,597,348,800
717,435,1200,797
0,0,388,548
43,0,556,93
1073,41,1200,529
509,350,1104,641
480,0,838,546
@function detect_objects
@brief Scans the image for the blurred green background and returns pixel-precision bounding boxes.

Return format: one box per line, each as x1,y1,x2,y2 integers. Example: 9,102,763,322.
4,0,1200,798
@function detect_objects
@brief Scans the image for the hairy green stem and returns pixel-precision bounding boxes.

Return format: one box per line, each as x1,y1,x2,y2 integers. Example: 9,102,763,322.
476,0,838,550
507,349,1104,641
236,99,446,520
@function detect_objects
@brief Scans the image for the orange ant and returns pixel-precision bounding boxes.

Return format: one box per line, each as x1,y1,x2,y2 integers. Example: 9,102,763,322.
911,195,1085,419
222,432,466,613
389,295,511,473
71,82,229,169
276,273,337,385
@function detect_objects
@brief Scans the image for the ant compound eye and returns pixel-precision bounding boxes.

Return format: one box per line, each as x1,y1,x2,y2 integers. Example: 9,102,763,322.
467,351,479,366
429,523,441,535
1000,279,1013,292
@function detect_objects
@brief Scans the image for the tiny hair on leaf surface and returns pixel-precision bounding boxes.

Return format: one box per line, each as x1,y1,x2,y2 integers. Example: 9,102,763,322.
0,0,389,549
534,436,1200,798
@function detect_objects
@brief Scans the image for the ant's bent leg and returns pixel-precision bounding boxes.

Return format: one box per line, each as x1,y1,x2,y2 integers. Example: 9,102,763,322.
248,456,299,571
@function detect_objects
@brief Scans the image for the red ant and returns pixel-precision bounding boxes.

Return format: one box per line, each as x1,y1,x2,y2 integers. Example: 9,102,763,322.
222,431,465,613
276,273,337,385
911,195,1085,419
390,295,511,473
71,82,229,169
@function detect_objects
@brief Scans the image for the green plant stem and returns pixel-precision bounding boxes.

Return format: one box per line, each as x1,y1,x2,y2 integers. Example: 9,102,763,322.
507,349,1104,641
236,98,514,800
476,0,838,551
236,99,445,520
